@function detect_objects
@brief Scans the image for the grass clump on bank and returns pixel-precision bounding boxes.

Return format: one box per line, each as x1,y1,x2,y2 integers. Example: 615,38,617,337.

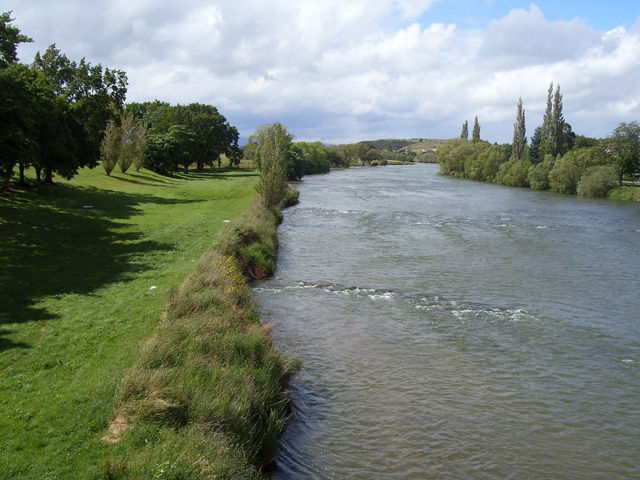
102,197,297,479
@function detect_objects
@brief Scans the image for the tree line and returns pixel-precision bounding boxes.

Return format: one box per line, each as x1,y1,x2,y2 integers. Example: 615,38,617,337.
439,83,639,198
0,12,243,192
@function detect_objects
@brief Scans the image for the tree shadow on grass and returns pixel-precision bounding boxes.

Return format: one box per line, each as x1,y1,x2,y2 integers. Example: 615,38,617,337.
0,184,201,351
171,168,258,181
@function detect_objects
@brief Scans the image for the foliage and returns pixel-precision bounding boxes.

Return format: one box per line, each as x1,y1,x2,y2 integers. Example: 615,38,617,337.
609,121,640,183
32,44,128,179
496,158,531,187
100,110,147,175
577,165,619,197
527,154,555,190
297,141,332,174
472,116,481,142
0,12,128,189
255,123,291,208
100,118,120,175
436,138,492,177
512,97,526,161
0,11,32,68
461,120,469,140
438,84,639,202
143,132,178,175
548,147,603,194
129,101,241,174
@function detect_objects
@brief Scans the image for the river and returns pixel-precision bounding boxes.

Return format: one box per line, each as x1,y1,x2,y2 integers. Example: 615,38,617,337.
254,163,640,479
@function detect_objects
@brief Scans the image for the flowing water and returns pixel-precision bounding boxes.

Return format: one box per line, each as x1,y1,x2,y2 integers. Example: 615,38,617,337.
254,164,640,479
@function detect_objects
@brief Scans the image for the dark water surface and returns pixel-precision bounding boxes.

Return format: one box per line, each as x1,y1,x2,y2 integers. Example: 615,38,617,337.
254,164,640,479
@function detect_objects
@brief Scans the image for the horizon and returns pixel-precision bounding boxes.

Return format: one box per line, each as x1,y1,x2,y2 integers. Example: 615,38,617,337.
4,1,640,144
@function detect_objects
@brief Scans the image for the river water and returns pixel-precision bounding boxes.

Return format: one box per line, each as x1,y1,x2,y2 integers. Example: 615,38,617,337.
254,163,640,479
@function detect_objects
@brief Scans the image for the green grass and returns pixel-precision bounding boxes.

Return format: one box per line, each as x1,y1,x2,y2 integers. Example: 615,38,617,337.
609,185,640,202
0,167,263,478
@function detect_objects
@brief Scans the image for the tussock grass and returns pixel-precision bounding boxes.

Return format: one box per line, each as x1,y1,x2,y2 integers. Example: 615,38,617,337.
102,199,297,478
216,200,283,279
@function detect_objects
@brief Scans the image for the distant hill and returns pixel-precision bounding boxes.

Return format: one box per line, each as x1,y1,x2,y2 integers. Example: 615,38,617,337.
359,138,448,153
402,139,448,154
359,138,414,151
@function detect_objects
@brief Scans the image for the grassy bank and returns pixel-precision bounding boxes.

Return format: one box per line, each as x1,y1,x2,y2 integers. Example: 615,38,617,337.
103,199,296,478
0,167,290,478
609,185,640,202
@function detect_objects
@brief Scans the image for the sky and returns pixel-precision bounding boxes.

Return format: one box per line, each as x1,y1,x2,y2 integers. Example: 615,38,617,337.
3,0,640,144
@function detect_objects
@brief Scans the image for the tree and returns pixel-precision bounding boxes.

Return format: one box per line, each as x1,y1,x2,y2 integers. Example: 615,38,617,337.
550,84,565,157
100,118,120,175
168,124,196,173
512,97,526,161
32,44,128,182
577,165,618,197
530,126,542,163
472,116,481,142
0,11,32,69
255,123,291,208
144,132,178,175
609,121,640,184
99,109,147,175
540,82,553,158
461,120,469,140
0,64,39,190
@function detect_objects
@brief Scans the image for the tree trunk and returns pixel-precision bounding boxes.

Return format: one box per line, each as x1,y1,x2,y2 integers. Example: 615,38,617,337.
35,165,42,183
183,163,189,173
1,173,10,193
45,167,54,184
18,162,27,186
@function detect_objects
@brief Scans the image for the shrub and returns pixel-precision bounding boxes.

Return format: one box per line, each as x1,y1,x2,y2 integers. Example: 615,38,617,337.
436,139,490,177
577,165,619,197
528,155,555,190
496,158,532,187
549,154,582,194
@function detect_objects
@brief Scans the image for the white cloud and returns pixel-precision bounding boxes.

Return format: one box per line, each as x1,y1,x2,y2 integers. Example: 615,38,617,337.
5,1,640,143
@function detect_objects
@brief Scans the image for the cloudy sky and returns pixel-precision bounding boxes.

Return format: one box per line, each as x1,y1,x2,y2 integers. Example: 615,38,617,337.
4,1,640,143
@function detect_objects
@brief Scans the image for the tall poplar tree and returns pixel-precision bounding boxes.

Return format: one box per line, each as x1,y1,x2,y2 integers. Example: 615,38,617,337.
461,120,469,140
512,97,527,161
550,84,565,157
472,116,481,142
540,82,553,158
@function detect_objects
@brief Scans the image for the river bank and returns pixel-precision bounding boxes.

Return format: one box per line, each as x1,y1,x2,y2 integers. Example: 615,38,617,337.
0,167,294,479
103,197,297,478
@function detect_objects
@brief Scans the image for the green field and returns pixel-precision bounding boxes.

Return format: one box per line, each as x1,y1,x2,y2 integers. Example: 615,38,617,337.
0,167,260,478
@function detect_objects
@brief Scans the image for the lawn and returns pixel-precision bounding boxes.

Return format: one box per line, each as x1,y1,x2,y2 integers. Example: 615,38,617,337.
0,167,259,478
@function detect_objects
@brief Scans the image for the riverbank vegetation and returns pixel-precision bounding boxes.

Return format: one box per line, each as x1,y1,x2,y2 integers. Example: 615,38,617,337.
2,13,301,479
438,83,640,200
0,167,282,478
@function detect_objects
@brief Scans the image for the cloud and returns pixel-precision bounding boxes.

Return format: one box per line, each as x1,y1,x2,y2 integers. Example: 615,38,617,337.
6,1,640,143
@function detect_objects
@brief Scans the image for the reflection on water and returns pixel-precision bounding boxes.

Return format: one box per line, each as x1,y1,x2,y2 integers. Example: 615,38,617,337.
255,164,640,479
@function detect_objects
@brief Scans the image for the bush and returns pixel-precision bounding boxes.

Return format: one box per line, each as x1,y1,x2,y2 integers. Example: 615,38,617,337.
577,165,619,197
549,154,582,194
436,139,491,177
496,158,531,187
527,155,555,190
